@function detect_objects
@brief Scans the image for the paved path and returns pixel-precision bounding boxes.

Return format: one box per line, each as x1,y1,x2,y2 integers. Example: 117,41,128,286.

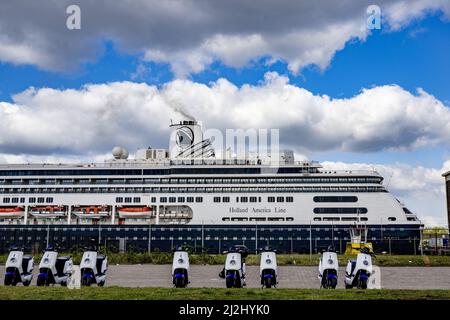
1,265,450,289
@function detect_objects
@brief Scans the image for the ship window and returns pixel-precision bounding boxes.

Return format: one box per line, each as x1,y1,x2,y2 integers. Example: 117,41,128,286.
2,198,10,203
250,197,257,203
213,197,221,203
29,197,36,203
11,197,18,203
178,197,185,203
160,197,167,203
268,197,275,203
341,217,358,221
277,197,284,203
124,197,132,203
195,197,203,203
268,217,284,221
313,207,368,214
407,217,416,221
323,217,340,221
258,197,261,202
169,197,176,203
116,197,123,203
286,217,294,221
402,207,413,214
150,197,156,203
249,217,266,221
222,197,230,203
187,197,194,203
37,197,44,203
240,197,248,203
236,197,239,203
360,217,368,221
133,197,141,203
286,196,294,203
46,197,53,203
313,196,358,202
388,217,397,221
20,198,25,203
231,217,248,221
222,217,230,221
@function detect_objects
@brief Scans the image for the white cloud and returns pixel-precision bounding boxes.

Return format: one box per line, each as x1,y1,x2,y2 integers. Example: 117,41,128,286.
0,0,448,75
0,72,449,156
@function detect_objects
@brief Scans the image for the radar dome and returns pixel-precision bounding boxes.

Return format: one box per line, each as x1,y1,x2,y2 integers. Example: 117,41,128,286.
120,148,129,159
112,146,123,159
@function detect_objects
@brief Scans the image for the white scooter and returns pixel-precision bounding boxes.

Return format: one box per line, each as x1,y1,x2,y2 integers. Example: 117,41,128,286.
318,245,338,289
172,248,190,288
37,245,73,286
260,247,278,288
219,245,248,288
4,245,34,286
344,247,373,289
80,245,108,287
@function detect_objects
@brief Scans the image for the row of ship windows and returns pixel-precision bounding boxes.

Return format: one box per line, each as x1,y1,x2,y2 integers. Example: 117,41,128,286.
312,217,417,222
3,197,54,204
114,196,294,204
0,186,386,194
2,195,350,204
222,217,295,222
0,177,382,185
0,167,320,176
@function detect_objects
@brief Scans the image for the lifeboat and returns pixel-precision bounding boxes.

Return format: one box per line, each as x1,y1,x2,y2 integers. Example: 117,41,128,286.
117,206,153,219
30,206,66,218
73,206,111,219
0,206,25,219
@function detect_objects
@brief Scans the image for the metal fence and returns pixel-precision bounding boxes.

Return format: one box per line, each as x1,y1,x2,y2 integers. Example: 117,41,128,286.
0,224,423,255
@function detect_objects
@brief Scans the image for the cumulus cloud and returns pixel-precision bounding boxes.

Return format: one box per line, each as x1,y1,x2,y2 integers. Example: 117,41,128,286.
0,0,449,75
322,160,450,227
0,72,450,156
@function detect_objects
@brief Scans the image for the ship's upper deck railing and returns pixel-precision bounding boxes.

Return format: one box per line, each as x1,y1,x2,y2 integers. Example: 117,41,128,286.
0,158,322,168
0,160,381,177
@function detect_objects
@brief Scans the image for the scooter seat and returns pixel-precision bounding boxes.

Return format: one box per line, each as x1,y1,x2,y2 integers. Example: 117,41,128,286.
22,258,30,273
350,260,357,275
96,256,106,275
57,256,71,261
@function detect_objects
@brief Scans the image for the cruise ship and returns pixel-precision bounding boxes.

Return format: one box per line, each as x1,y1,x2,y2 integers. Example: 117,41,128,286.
0,120,423,254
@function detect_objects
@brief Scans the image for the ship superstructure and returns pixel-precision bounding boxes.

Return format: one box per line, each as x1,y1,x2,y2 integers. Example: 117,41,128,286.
0,120,421,229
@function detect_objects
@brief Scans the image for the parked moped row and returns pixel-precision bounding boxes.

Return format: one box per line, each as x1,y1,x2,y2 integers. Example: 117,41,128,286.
217,245,278,289
318,246,375,289
3,243,108,287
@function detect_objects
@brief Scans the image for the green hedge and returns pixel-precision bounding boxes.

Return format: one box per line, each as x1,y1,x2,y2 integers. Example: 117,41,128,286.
1,253,450,266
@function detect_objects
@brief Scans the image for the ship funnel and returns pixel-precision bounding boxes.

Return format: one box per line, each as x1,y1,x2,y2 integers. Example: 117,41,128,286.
169,120,215,159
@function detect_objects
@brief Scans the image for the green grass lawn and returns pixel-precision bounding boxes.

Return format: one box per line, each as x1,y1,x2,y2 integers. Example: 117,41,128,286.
2,253,448,266
0,287,450,300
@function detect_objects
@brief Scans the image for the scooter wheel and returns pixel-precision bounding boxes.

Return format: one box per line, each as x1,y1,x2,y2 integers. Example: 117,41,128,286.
98,280,105,287
61,281,67,287
263,278,272,289
329,278,337,289
358,278,368,289
36,277,45,287
4,275,13,286
225,278,235,288
345,284,352,289
82,276,93,287
23,280,31,287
